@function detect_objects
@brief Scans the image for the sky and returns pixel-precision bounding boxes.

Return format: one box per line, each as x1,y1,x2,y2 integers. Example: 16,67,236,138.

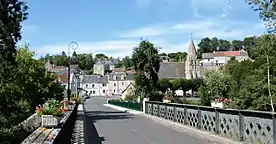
20,0,267,58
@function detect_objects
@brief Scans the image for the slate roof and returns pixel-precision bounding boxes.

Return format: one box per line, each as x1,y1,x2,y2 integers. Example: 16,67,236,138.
158,62,185,78
94,59,119,65
108,72,134,81
82,75,108,84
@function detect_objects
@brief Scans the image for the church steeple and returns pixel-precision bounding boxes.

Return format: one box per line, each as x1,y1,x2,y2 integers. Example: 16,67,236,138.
185,33,198,79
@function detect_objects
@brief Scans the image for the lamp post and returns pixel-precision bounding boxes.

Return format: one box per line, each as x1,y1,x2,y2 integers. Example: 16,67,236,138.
67,41,79,101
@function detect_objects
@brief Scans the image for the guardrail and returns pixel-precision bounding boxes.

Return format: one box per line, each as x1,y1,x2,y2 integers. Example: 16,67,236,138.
145,101,275,144
108,100,142,111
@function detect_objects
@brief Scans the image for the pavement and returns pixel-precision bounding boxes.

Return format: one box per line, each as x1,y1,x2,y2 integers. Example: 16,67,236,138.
84,98,224,144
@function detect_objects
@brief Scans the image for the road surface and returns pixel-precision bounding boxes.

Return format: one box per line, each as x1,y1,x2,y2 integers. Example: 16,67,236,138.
84,98,214,144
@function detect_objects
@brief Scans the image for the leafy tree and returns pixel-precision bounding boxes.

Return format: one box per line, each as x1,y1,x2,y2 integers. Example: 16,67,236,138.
246,0,276,33
95,53,107,59
197,37,219,59
132,40,161,100
0,47,64,128
167,52,187,62
178,78,193,96
198,70,234,106
157,78,172,93
121,56,133,69
218,39,232,51
0,0,28,62
232,40,244,50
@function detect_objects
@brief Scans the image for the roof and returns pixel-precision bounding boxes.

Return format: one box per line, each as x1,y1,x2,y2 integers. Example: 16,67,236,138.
95,59,119,65
82,75,108,84
187,40,197,58
108,72,134,81
202,50,248,59
56,74,68,83
158,62,185,78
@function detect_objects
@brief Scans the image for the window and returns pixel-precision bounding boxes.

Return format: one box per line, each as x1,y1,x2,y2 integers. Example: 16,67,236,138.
93,91,95,94
114,83,116,86
102,84,106,87
122,82,124,85
121,75,125,80
103,90,106,93
85,84,88,88
113,75,117,80
92,84,95,88
113,89,116,92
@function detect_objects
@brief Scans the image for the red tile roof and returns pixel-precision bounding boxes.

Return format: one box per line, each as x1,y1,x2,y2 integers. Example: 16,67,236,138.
213,51,241,57
56,74,68,83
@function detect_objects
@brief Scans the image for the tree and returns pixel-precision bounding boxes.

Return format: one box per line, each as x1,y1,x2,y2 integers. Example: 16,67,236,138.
232,40,244,50
0,46,64,128
197,37,219,59
95,53,107,59
198,70,234,106
218,39,232,51
121,56,133,69
132,40,161,100
0,0,28,62
157,78,172,93
246,0,276,33
178,78,193,96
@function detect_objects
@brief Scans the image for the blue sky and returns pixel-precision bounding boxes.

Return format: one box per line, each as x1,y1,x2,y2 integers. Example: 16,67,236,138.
20,0,266,58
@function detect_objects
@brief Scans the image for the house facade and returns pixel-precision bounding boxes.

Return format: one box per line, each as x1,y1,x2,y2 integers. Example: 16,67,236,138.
108,71,134,95
80,75,109,96
200,50,249,70
93,59,119,75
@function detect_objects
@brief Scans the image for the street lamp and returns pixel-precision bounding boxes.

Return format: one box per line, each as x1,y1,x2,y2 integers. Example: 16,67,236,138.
67,41,79,101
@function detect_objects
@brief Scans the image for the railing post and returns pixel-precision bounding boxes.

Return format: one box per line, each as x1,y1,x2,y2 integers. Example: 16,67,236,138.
165,103,168,119
198,108,202,129
239,110,244,141
184,105,188,125
273,114,276,144
173,104,177,122
157,103,160,117
215,108,219,134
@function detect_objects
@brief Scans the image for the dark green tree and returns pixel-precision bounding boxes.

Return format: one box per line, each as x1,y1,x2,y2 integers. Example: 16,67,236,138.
132,40,161,100
157,78,172,93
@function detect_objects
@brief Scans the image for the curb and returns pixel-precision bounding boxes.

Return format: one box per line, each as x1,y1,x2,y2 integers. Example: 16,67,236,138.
103,104,143,114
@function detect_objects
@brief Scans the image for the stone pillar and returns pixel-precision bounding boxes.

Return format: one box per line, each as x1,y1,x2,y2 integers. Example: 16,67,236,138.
143,98,149,113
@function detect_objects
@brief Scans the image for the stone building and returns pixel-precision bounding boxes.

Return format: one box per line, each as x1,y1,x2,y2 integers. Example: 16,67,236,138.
93,59,119,75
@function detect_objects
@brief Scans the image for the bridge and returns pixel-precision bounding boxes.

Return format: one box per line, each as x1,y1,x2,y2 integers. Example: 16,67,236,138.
20,96,272,144
81,97,235,144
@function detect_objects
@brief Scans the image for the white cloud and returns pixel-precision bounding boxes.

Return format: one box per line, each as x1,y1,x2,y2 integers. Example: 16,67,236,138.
34,18,265,58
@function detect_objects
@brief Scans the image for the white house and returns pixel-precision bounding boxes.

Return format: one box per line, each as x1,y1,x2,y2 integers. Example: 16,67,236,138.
80,75,109,96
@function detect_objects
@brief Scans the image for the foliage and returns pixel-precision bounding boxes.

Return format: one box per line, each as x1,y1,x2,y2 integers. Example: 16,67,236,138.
246,0,276,33
198,70,234,106
0,0,28,62
0,47,64,129
132,40,161,100
157,78,172,93
196,36,257,59
36,99,65,117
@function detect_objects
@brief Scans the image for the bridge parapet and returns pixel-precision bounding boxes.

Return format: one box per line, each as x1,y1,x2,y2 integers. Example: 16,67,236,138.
145,101,274,144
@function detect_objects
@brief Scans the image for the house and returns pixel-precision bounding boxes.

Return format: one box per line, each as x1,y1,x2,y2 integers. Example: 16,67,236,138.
121,82,134,100
200,50,249,70
80,75,109,96
93,59,119,75
108,71,134,95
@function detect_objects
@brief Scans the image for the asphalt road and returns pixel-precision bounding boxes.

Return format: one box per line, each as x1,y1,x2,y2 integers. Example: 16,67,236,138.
84,98,212,144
